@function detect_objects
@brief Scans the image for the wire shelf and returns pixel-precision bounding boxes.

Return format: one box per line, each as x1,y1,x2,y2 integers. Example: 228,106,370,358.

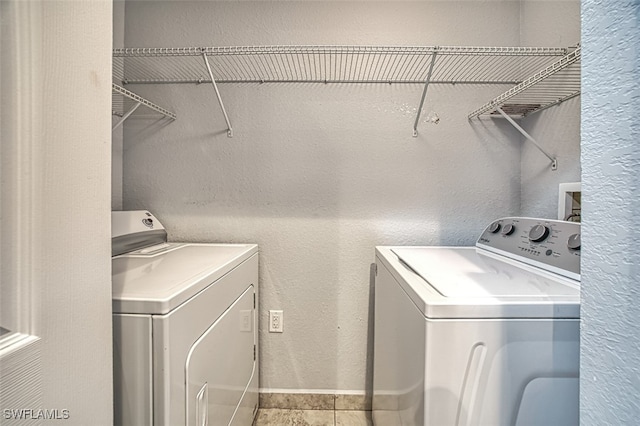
113,45,568,85
468,46,581,119
112,44,578,138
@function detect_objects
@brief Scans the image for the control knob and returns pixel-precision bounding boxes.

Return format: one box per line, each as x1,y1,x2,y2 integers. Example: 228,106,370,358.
502,224,515,236
567,233,581,250
529,224,550,243
488,222,501,233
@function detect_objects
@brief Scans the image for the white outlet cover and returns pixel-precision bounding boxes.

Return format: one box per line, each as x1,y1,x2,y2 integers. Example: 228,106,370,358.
269,310,283,333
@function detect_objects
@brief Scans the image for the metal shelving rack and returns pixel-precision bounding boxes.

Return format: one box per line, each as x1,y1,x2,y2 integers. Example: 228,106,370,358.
468,46,580,119
468,46,581,171
111,83,176,131
113,45,571,137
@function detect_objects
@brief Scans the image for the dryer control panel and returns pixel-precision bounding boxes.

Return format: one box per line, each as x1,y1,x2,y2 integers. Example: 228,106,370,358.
477,217,580,280
112,210,168,257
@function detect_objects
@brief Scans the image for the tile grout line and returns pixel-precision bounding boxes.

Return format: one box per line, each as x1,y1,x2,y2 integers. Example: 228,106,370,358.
333,394,336,426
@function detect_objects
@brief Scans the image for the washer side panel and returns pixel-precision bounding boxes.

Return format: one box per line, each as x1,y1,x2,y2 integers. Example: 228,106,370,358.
373,257,426,426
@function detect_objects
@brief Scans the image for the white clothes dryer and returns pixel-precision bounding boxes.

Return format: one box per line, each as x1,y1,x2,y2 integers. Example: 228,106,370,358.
373,217,581,426
112,211,259,426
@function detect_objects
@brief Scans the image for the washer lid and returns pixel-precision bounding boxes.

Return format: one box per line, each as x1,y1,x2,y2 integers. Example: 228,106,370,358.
112,243,258,315
382,246,579,319
392,247,578,298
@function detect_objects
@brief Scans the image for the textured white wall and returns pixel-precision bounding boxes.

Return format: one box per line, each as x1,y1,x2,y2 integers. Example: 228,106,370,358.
120,1,575,392
581,1,640,423
519,0,581,218
39,1,114,423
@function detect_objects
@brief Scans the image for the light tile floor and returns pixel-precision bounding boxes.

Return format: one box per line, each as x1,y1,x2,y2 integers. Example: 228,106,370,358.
253,408,372,426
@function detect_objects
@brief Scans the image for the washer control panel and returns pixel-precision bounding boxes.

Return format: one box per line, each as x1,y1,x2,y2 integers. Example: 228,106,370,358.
477,217,580,279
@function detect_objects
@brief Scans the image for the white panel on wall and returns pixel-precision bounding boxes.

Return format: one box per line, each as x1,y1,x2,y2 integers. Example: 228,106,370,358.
120,0,578,392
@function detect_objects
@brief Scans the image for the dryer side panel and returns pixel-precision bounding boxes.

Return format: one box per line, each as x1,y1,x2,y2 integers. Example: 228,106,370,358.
113,313,153,426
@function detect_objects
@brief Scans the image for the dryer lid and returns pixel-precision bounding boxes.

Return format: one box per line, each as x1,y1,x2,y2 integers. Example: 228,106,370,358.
392,247,579,299
112,244,257,315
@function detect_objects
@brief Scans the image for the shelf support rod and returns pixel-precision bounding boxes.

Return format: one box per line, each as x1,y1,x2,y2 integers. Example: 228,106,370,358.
202,52,233,137
496,107,557,171
413,50,438,137
112,102,141,131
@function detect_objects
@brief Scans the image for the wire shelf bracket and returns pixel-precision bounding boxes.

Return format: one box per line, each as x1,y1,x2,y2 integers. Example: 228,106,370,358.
112,102,141,131
201,52,233,137
111,83,176,131
413,50,438,137
496,106,557,171
467,46,580,171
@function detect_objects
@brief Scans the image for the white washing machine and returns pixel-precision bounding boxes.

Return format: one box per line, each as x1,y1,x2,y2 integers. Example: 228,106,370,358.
373,217,581,426
112,211,259,426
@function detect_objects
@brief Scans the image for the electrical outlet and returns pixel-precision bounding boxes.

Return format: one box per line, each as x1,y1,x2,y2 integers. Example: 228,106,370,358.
269,310,283,333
